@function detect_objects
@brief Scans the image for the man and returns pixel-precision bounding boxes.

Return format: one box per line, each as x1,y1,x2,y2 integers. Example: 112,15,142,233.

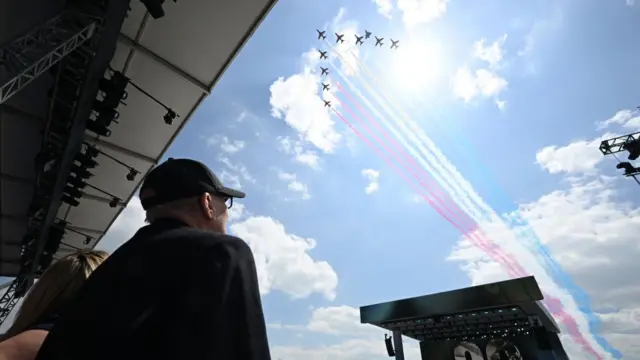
35,158,271,360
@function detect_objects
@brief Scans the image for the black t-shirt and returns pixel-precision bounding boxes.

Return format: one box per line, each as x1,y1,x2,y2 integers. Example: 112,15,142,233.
34,219,271,360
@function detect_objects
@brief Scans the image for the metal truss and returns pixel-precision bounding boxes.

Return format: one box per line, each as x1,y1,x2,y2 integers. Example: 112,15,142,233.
0,10,98,104
0,278,21,327
599,132,640,156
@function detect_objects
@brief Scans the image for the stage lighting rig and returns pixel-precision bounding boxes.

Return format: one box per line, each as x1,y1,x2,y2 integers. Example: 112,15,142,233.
600,132,640,187
121,72,180,126
86,70,129,137
82,143,141,181
141,0,178,19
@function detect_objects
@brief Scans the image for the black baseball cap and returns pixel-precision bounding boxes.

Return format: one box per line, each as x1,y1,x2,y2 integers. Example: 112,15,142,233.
139,158,245,210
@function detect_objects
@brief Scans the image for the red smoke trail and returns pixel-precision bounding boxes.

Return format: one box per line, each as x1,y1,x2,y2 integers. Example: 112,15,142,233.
329,102,518,278
332,81,526,276
331,79,603,359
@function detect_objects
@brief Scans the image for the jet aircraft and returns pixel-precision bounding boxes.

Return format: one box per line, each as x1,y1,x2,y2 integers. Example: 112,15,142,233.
316,29,326,40
355,35,364,45
324,100,331,107
318,50,328,60
335,33,345,43
390,39,399,49
375,36,384,47
320,67,329,75
322,83,330,91
364,30,372,39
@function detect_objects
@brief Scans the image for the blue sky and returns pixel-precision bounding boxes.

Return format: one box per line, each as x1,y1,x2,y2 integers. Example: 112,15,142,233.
92,0,640,358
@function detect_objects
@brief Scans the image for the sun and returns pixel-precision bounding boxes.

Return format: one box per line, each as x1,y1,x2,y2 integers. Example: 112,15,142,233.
388,39,444,94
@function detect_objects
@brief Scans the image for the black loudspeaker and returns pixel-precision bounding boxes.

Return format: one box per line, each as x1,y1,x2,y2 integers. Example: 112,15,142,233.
385,335,395,357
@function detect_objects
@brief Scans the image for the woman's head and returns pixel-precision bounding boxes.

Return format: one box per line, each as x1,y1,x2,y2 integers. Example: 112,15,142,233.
5,250,108,338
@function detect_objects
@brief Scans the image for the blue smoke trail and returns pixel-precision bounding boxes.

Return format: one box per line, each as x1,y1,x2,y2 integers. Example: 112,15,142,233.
367,60,621,358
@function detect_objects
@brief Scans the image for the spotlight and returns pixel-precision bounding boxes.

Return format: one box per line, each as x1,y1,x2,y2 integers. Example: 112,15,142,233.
86,119,112,137
164,109,177,125
70,164,93,180
623,139,640,160
109,197,120,208
384,334,395,357
75,152,98,169
616,162,637,176
62,194,80,207
141,0,169,19
126,168,138,181
98,72,128,103
83,236,92,245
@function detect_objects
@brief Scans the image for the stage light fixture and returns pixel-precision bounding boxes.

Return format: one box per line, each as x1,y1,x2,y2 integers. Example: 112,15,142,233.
164,109,177,125
86,119,111,137
98,71,128,103
109,197,120,208
74,152,98,169
384,334,395,357
83,236,92,245
141,0,173,19
126,168,138,181
70,164,93,180
623,139,640,160
616,162,636,175
62,194,80,207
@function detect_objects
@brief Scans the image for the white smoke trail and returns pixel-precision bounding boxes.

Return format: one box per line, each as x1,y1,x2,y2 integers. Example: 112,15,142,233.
326,45,610,357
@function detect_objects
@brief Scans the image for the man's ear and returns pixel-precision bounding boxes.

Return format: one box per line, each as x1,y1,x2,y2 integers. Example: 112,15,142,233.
200,193,215,220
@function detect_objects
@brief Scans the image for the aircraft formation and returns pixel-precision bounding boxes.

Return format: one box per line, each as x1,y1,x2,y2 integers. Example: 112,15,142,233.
315,29,399,108
316,29,399,49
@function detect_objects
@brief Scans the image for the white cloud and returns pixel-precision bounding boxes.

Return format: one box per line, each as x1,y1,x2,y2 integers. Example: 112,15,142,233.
451,67,508,103
452,35,509,106
270,69,341,153
206,135,245,154
627,0,635,6
218,156,255,186
230,217,338,300
271,305,422,360
472,34,508,69
372,0,393,18
361,168,380,194
597,109,640,130
278,136,322,170
448,174,640,358
277,170,311,200
396,0,449,27
536,137,608,175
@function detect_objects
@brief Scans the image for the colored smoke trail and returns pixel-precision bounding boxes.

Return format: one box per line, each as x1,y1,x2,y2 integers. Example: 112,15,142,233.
332,80,527,275
354,50,619,358
323,42,607,358
329,102,519,277
363,55,617,359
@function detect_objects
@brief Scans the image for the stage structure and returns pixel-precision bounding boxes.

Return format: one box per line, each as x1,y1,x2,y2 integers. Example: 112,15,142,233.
0,0,277,325
360,276,570,360
599,132,640,185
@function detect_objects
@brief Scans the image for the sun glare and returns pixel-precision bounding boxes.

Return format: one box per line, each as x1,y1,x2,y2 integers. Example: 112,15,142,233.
389,39,443,94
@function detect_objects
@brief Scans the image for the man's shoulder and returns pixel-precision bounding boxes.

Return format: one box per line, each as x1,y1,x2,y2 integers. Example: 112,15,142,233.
157,227,251,255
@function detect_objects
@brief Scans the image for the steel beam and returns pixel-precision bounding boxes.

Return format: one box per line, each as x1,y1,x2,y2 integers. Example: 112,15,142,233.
0,278,20,327
25,0,131,281
117,34,209,94
84,133,156,164
599,132,640,155
0,11,98,104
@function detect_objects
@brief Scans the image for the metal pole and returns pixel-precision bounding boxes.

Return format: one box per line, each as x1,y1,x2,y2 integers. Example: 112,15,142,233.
392,331,405,360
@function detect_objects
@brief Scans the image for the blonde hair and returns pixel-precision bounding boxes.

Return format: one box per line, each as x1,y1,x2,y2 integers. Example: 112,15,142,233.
4,250,108,338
